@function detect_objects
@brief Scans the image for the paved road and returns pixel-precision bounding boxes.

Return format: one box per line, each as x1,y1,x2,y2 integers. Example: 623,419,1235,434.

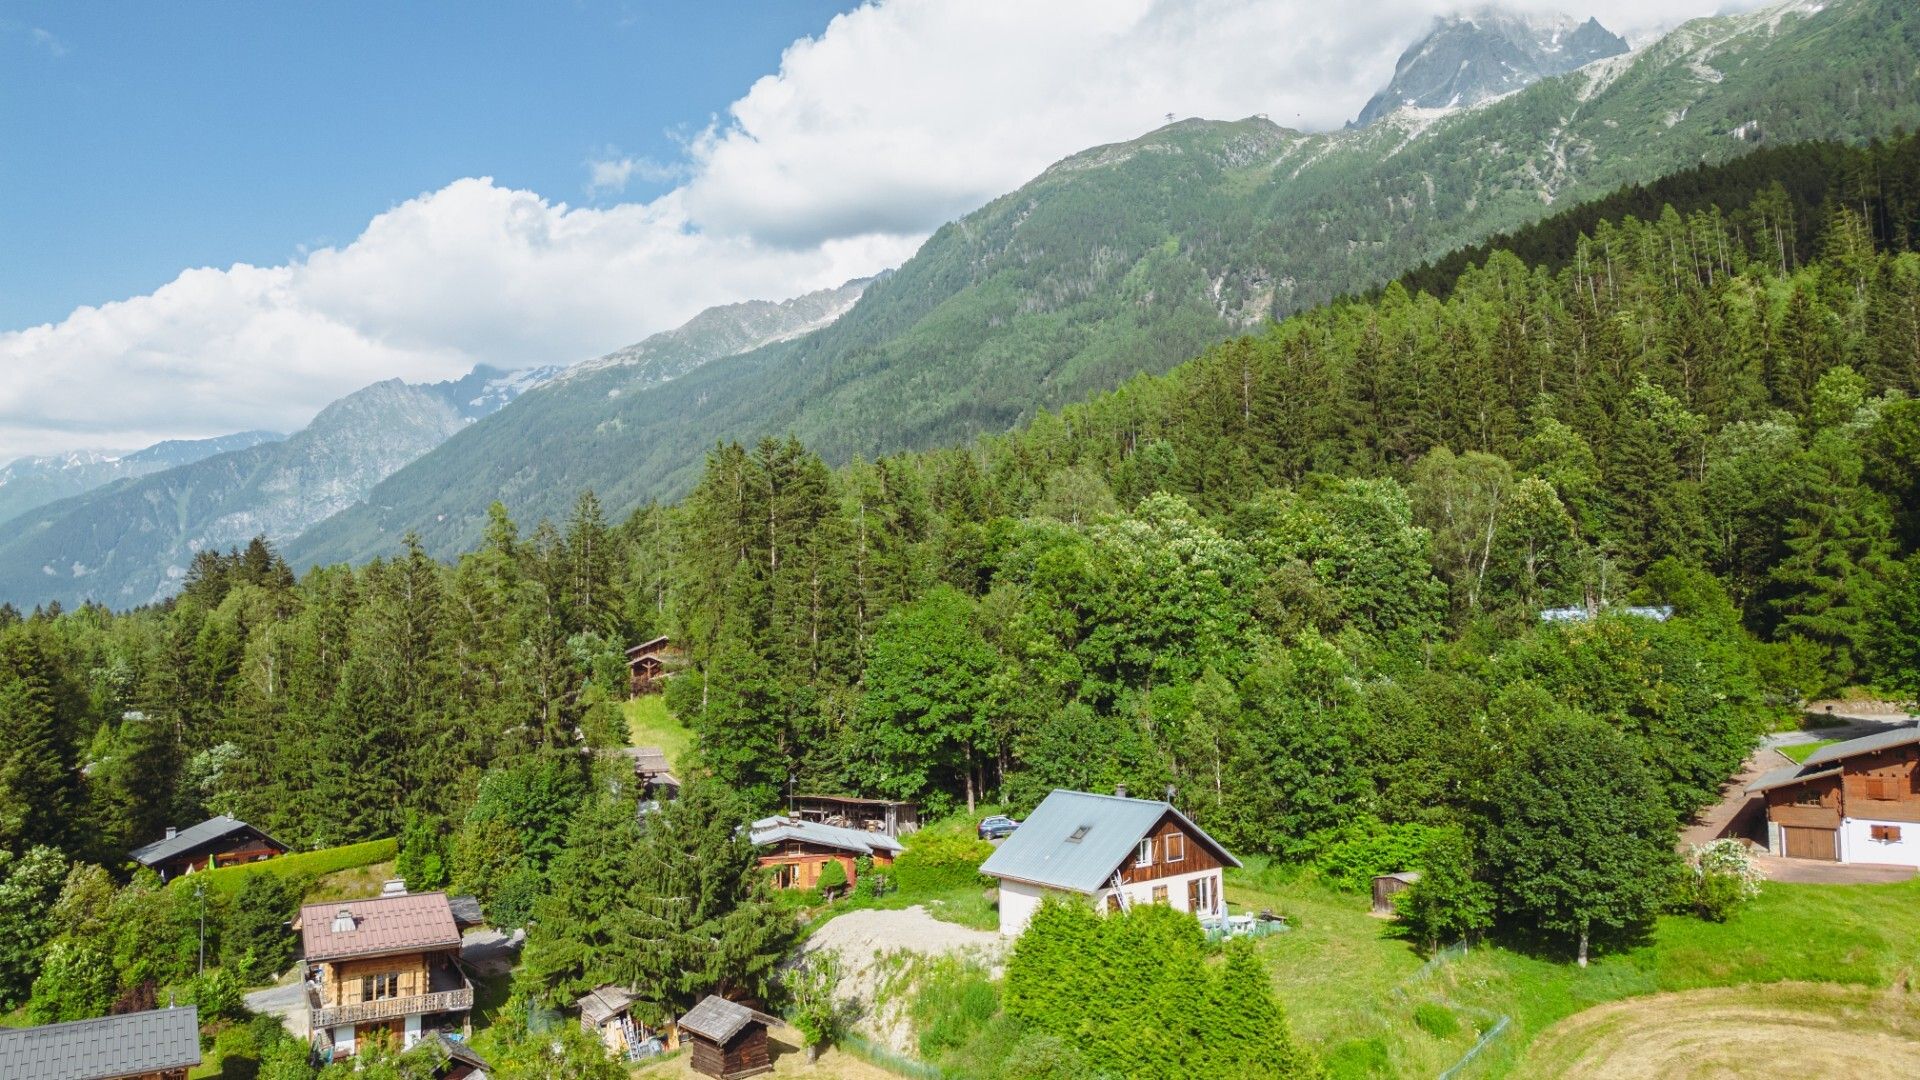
245,979,308,1039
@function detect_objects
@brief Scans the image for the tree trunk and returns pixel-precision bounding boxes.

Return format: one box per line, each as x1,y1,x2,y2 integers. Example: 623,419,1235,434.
964,745,977,814
1577,924,1590,968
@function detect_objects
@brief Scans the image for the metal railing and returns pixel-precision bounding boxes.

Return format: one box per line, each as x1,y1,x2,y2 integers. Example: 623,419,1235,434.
310,985,473,1028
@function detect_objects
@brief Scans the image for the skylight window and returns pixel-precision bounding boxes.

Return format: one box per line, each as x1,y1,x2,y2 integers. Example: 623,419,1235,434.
1067,824,1091,842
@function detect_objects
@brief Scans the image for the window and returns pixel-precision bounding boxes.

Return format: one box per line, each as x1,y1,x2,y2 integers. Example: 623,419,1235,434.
1134,838,1153,867
1151,885,1169,905
1872,825,1903,843
1865,776,1896,801
1067,825,1090,843
1164,833,1186,863
361,973,399,1002
1792,787,1825,807
1189,875,1214,914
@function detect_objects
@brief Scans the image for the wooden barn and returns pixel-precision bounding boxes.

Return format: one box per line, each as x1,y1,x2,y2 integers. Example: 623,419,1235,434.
129,816,287,881
1748,726,1920,865
1371,871,1421,916
626,636,685,695
678,995,776,1080
793,793,920,837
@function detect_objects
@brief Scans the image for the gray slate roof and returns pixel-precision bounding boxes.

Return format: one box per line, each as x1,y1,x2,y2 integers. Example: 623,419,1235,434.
416,1031,490,1073
1746,764,1842,794
749,816,904,856
979,789,1239,894
0,1006,200,1080
129,815,278,867
1802,725,1920,769
678,995,774,1044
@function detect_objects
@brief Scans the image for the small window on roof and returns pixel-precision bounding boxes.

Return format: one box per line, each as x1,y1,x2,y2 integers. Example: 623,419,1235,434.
1067,825,1091,843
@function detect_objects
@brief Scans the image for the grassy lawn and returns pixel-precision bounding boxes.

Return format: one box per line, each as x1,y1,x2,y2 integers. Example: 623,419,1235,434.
1779,739,1840,763
304,859,398,904
170,838,397,901
1226,866,1920,1079
624,695,693,765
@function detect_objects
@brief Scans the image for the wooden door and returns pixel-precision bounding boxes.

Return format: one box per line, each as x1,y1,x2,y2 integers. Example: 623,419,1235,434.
1783,826,1837,861
1188,879,1201,912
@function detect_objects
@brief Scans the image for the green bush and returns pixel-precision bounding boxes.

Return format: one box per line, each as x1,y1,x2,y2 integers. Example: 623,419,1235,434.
176,839,396,900
912,959,1001,1059
817,858,848,898
1412,1002,1459,1039
1311,816,1440,891
893,830,994,893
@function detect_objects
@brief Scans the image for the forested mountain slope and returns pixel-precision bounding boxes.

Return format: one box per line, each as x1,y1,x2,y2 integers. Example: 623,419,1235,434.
0,366,549,608
291,0,1920,569
0,431,282,526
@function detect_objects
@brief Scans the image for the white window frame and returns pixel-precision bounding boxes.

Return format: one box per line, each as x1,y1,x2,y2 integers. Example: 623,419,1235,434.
1195,874,1214,914
1134,838,1153,867
1165,833,1186,863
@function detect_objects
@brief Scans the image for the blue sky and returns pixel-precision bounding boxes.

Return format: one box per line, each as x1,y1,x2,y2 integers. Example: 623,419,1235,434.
1,1,853,330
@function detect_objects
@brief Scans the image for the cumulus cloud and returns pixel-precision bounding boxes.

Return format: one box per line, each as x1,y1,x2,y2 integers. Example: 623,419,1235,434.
1,0,1759,462
29,27,67,58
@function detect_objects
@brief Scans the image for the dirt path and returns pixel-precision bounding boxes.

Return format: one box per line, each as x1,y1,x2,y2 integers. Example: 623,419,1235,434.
1518,983,1920,1079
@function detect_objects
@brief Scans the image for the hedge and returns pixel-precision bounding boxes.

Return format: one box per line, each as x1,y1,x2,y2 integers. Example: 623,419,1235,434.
167,838,397,899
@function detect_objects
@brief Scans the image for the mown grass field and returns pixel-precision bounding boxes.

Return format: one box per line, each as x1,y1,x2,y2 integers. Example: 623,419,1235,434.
1779,739,1841,763
1226,865,1920,1078
624,694,694,765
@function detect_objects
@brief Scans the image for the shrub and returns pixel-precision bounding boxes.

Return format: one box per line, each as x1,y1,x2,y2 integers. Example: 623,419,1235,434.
1311,816,1440,891
191,965,246,1021
852,855,877,900
1412,1002,1459,1039
1679,840,1763,921
893,830,994,893
817,858,848,899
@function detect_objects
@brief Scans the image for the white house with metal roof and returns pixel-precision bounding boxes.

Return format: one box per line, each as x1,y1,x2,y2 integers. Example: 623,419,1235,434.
979,788,1239,936
1748,725,1920,865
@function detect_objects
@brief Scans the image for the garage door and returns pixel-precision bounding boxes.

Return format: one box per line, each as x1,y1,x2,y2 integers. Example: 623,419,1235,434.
1783,826,1838,861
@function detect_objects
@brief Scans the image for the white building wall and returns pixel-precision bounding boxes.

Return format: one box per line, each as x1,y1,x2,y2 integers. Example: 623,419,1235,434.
1111,867,1225,915
404,1013,423,1048
331,1025,354,1057
997,878,1049,936
1839,817,1920,866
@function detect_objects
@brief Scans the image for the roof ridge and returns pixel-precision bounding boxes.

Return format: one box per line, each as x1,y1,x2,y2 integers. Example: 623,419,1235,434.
0,1005,199,1037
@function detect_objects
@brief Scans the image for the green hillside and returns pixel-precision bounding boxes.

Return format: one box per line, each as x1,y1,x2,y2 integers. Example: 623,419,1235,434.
287,0,1920,570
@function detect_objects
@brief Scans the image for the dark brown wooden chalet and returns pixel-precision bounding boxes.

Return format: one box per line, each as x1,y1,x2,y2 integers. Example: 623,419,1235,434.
1748,726,1920,865
679,995,777,1079
626,636,685,695
129,816,287,881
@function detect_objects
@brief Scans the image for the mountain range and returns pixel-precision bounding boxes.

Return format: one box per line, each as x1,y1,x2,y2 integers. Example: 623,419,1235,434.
284,0,1919,571
0,431,282,526
5,0,1917,607
1350,9,1628,127
0,365,555,608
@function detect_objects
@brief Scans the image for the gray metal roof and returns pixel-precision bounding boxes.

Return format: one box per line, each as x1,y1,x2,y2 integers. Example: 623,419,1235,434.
128,815,280,868
1801,725,1920,769
0,1006,200,1080
1746,764,1843,794
749,816,904,856
677,995,774,1044
979,789,1239,894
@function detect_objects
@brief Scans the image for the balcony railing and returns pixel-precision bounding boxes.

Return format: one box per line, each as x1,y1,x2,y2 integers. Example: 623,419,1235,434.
309,985,473,1029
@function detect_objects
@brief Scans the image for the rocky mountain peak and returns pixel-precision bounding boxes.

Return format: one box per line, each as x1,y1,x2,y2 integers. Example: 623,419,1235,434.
1350,7,1627,128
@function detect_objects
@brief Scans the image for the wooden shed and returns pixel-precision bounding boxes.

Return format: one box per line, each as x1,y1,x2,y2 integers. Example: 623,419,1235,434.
1371,871,1421,916
678,995,776,1080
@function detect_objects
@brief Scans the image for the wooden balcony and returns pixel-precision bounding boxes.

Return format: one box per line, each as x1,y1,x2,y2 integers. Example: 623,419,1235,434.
309,984,473,1029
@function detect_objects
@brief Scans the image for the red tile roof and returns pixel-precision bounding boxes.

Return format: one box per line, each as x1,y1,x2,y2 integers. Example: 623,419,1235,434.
299,891,461,962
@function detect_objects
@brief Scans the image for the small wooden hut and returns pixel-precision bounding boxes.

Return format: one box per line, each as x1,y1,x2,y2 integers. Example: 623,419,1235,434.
1371,871,1421,916
626,636,685,696
679,995,776,1080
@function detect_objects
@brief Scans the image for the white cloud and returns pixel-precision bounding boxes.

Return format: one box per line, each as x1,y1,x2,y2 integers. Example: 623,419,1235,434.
29,27,67,58
0,0,1762,462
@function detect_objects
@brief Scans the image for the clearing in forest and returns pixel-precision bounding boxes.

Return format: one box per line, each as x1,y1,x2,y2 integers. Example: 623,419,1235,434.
1516,982,1920,1079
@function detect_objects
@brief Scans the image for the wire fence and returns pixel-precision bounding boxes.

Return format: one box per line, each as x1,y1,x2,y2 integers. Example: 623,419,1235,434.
838,1032,944,1078
1387,939,1514,1080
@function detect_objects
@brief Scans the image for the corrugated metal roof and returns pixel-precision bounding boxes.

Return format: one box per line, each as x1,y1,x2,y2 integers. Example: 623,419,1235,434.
0,1006,200,1080
979,789,1239,894
677,996,773,1043
1746,764,1843,793
1801,725,1920,769
748,816,904,856
299,891,461,961
129,815,280,867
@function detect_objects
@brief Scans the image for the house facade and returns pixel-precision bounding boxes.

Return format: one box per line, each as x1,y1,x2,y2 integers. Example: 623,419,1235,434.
980,788,1240,936
129,816,287,880
1748,727,1920,865
297,891,473,1060
0,1005,201,1080
626,636,685,695
749,815,903,891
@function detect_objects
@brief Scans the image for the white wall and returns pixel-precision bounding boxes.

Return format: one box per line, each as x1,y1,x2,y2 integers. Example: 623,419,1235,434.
1113,867,1224,915
331,1025,354,1057
1839,817,1920,866
404,1013,422,1048
997,878,1048,936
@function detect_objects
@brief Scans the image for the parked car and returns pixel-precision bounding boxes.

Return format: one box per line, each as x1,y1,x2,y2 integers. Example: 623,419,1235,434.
978,815,1020,840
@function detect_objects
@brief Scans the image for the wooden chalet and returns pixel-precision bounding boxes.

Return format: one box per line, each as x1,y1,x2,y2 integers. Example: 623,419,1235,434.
793,793,919,837
979,787,1240,936
620,746,682,803
0,1006,201,1080
626,636,685,695
750,815,903,891
296,890,473,1061
1748,726,1920,865
129,815,286,881
679,995,777,1080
